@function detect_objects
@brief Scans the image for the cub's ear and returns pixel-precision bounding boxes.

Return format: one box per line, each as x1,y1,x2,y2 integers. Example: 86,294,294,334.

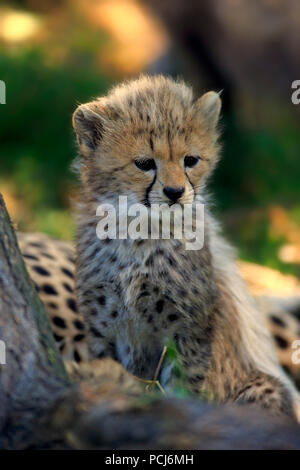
194,91,221,131
72,101,106,157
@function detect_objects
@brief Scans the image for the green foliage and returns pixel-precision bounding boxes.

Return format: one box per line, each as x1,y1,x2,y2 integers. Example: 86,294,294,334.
0,45,110,203
212,112,300,210
0,39,113,237
210,110,300,272
165,339,191,399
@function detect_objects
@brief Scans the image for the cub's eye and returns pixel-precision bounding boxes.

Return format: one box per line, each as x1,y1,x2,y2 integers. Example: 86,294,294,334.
184,156,200,168
134,158,156,172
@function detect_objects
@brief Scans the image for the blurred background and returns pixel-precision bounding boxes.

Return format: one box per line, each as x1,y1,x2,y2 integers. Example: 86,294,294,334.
1,0,300,280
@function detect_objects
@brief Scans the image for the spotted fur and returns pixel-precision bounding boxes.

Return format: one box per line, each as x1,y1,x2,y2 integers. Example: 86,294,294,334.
18,230,300,388
18,232,300,411
17,232,88,363
68,75,300,419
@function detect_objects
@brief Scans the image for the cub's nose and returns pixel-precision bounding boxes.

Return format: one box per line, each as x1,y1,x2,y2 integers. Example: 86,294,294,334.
163,186,185,202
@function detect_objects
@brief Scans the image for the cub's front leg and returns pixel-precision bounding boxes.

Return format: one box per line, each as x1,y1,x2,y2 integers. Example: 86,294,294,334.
176,328,296,420
77,280,120,360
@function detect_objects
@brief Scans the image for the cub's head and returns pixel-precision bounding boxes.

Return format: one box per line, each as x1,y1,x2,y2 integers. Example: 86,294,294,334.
73,75,221,207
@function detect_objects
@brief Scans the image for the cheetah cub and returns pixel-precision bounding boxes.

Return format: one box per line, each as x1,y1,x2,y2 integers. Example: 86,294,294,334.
72,75,299,419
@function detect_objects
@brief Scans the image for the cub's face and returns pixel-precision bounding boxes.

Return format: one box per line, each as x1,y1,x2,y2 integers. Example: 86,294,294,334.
73,77,221,207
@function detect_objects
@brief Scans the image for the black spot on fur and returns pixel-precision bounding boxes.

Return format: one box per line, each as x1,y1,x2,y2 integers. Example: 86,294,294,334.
32,265,50,276
74,319,84,330
168,256,176,267
73,350,81,363
40,252,55,260
168,314,179,322
53,333,64,342
149,135,154,151
52,316,66,328
178,289,187,297
189,374,204,384
90,326,103,338
74,334,85,342
61,267,74,279
23,253,39,261
111,311,118,318
145,255,154,267
63,282,73,293
159,268,169,277
42,284,58,295
139,291,149,298
274,335,288,349
156,299,164,313
270,315,286,328
87,246,100,261
29,242,45,249
67,298,77,313
98,295,106,306
47,302,58,309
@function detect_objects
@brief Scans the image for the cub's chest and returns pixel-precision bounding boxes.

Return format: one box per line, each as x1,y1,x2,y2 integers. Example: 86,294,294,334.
108,280,180,338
